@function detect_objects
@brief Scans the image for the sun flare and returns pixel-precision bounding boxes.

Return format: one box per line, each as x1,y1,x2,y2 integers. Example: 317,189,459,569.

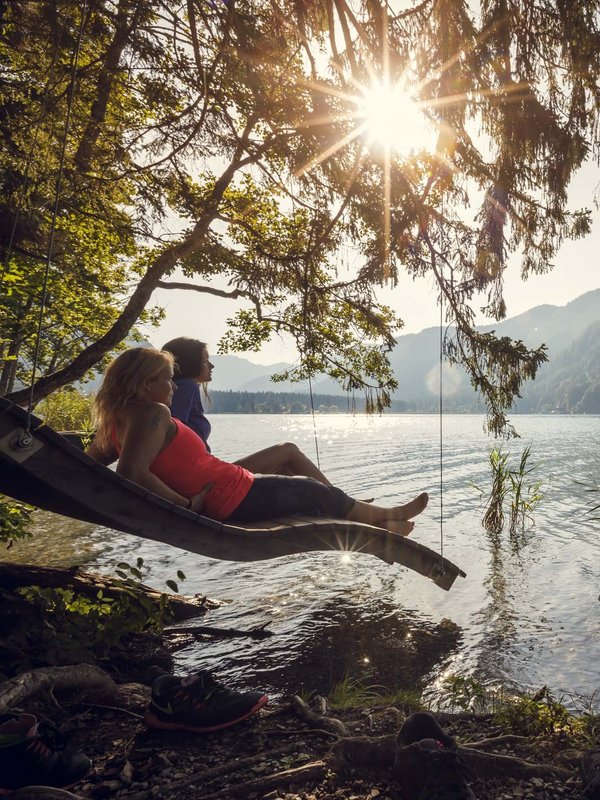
360,81,434,155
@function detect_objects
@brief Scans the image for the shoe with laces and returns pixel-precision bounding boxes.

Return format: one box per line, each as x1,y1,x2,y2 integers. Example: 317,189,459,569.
394,714,477,800
144,671,268,733
581,746,600,799
397,711,457,749
0,713,91,794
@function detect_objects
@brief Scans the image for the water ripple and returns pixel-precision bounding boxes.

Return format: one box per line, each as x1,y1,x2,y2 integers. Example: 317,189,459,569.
9,413,600,702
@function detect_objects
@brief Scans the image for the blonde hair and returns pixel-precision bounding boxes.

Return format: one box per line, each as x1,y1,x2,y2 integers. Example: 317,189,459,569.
93,348,174,449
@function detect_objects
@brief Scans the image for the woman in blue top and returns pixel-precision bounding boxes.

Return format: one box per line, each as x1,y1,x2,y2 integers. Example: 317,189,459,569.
162,336,336,482
162,337,428,514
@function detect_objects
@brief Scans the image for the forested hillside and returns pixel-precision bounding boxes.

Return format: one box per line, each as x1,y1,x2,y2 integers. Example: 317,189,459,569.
516,321,600,413
209,391,414,414
209,291,600,414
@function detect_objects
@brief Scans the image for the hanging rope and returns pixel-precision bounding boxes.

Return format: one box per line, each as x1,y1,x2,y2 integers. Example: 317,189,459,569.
301,252,322,471
307,363,322,470
25,0,89,429
438,263,444,563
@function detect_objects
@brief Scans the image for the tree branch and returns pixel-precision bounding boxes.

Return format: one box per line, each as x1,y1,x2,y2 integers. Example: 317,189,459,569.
7,120,260,406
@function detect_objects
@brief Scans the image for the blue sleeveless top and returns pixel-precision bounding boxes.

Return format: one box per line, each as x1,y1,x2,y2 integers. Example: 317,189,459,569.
170,379,212,451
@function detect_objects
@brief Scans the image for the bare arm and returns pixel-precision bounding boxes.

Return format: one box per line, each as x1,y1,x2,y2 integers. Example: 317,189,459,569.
86,440,118,466
115,403,212,513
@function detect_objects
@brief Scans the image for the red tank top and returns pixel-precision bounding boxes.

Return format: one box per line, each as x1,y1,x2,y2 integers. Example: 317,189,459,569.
113,417,254,521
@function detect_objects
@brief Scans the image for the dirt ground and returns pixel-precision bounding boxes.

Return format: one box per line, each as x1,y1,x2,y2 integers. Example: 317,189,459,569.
0,567,594,800
25,688,588,800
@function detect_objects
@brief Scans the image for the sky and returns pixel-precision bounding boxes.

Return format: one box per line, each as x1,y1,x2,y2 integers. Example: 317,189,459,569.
147,163,600,367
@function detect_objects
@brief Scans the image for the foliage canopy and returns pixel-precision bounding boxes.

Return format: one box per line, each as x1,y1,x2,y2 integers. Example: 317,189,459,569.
1,0,599,434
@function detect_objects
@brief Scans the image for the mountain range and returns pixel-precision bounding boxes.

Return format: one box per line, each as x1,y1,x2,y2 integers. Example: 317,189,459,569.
209,289,600,413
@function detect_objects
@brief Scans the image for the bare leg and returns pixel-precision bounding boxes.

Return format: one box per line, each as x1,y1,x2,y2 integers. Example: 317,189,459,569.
234,443,332,485
346,492,429,536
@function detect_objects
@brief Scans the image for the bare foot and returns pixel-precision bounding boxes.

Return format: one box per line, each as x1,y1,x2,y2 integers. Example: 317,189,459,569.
384,519,415,536
397,492,429,520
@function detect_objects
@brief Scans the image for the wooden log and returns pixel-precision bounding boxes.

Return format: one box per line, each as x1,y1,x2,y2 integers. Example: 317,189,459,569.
0,664,116,713
0,563,216,621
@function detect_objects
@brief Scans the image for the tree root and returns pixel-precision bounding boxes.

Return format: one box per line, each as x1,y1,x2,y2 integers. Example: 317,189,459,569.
327,733,571,781
196,761,328,800
3,788,84,800
459,746,571,780
0,664,116,713
290,695,347,737
462,733,531,750
124,742,306,800
163,622,273,639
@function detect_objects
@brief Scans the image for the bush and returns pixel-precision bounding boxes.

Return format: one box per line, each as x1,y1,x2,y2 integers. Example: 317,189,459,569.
0,496,33,545
36,388,94,432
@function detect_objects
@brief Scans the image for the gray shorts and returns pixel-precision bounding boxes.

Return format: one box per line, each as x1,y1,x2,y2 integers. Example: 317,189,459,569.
226,475,355,522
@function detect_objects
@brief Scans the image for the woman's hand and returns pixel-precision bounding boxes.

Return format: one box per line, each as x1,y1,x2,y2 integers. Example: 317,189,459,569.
189,483,214,513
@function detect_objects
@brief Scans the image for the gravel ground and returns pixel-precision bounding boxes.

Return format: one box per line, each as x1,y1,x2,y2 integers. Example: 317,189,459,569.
55,692,590,800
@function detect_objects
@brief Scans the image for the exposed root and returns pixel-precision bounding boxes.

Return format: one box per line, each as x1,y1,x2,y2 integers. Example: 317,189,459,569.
290,694,347,736
0,664,116,713
196,761,328,800
327,733,571,781
4,788,84,800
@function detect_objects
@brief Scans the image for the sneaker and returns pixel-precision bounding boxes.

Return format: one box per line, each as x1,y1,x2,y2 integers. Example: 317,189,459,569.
397,711,457,750
394,718,476,800
581,746,600,799
144,671,268,733
0,713,91,794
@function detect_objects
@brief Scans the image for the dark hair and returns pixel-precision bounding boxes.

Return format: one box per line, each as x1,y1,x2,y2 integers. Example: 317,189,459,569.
161,337,207,379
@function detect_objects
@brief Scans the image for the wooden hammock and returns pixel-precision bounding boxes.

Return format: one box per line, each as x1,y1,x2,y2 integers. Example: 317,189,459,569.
0,396,466,590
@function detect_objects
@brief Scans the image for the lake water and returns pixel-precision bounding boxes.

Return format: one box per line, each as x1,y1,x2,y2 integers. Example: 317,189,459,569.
8,414,600,706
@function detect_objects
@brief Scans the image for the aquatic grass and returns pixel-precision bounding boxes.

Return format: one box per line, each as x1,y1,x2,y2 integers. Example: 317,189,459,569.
577,478,600,521
439,675,489,713
508,445,545,535
475,444,545,535
328,675,387,710
439,680,599,743
481,448,510,533
494,686,585,741
327,675,422,711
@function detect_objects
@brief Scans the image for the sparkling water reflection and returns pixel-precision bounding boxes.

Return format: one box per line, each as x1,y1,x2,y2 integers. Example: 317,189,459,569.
8,414,600,702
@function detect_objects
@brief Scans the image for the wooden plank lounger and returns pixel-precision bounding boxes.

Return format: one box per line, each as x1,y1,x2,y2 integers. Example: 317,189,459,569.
0,396,466,591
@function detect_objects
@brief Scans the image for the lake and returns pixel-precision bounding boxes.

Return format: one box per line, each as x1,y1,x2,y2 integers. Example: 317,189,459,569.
7,413,600,707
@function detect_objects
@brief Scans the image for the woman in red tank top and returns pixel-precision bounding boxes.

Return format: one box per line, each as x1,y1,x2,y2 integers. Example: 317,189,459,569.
87,348,429,533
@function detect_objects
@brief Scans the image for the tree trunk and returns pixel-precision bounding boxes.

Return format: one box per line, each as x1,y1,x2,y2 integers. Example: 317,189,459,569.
74,0,145,172
0,338,21,396
0,562,217,621
6,137,255,407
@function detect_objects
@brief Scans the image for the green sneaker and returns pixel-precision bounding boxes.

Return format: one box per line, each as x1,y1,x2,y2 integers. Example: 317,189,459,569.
145,671,268,733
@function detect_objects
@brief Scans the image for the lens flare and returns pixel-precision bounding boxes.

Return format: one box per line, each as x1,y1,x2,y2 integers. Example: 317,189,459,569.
360,81,434,154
